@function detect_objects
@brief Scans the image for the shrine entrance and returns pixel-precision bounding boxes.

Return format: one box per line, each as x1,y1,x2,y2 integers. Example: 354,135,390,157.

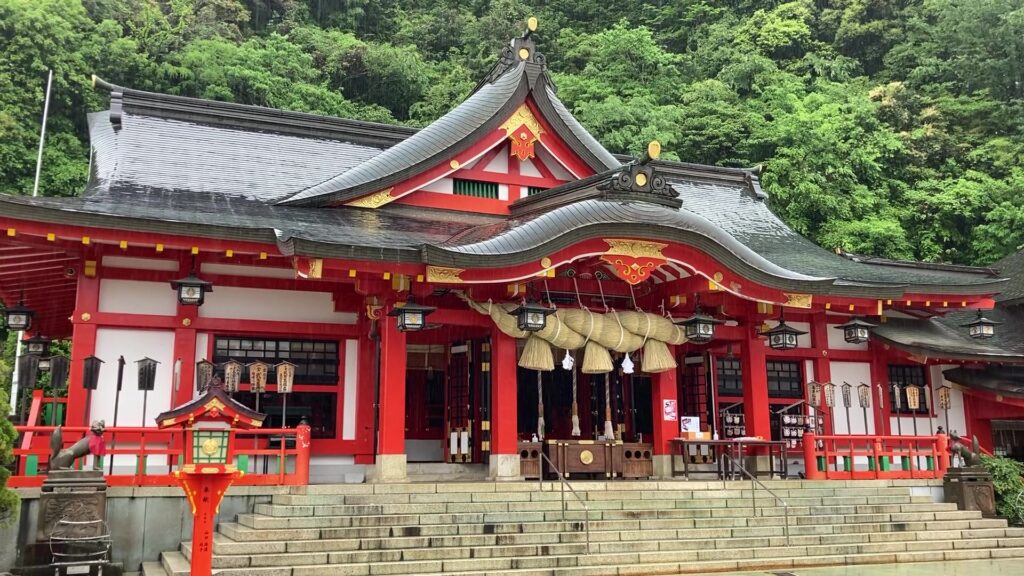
404,327,490,463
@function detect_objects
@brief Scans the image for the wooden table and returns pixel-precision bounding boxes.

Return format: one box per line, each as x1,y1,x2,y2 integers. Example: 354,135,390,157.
670,439,788,480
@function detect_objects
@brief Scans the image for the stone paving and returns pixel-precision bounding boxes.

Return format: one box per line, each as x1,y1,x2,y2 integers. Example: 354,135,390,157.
717,557,1024,575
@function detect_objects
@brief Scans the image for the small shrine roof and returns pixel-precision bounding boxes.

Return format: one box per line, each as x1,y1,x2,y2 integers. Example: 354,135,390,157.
155,384,266,429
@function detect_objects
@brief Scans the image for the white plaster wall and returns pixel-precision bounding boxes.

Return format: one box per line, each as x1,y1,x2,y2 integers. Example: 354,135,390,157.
201,263,294,279
520,158,542,177
826,317,869,351
828,362,874,435
342,339,358,440
198,286,356,324
99,280,179,316
537,146,574,179
420,178,454,194
102,256,179,272
498,184,509,201
92,328,175,427
483,152,508,172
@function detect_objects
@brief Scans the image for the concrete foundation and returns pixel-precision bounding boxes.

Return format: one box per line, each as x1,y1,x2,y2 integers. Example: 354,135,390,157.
368,454,408,482
652,455,673,479
488,454,521,480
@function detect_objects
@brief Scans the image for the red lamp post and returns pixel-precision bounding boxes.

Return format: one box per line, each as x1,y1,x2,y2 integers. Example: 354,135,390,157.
155,380,265,576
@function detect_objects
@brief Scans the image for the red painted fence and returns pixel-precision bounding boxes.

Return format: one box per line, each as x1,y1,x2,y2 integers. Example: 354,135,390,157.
11,392,310,487
802,433,949,480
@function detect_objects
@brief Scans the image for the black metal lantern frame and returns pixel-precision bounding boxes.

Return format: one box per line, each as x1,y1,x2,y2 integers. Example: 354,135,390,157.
677,295,724,344
761,309,807,350
169,258,213,306
961,310,1000,340
509,299,555,332
24,333,50,356
388,295,436,332
833,317,876,344
3,300,34,331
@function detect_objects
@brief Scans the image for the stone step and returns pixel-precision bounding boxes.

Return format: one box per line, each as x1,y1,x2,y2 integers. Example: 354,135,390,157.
232,505,971,531
273,486,921,505
140,561,167,576
184,535,1024,570
163,545,1024,576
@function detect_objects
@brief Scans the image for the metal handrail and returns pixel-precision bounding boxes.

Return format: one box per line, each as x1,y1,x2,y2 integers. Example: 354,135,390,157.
722,453,791,545
537,451,591,554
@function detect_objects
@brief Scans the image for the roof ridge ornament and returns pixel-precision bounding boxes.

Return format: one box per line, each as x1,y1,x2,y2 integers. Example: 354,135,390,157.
596,141,681,207
485,17,546,84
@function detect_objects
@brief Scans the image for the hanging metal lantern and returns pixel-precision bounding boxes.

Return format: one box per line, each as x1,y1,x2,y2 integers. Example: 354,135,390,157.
136,357,159,391
823,382,836,408
25,333,50,356
248,360,268,393
808,381,822,408
938,385,952,410
222,359,244,393
48,355,69,389
195,360,215,392
3,300,34,331
961,310,1000,339
761,309,807,350
387,296,435,332
82,356,104,390
840,382,852,408
17,355,39,391
833,317,876,344
509,299,554,332
857,383,871,409
676,296,724,344
169,272,212,306
276,361,296,394
906,384,921,411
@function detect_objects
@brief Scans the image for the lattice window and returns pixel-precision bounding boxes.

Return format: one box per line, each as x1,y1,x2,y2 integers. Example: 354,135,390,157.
716,358,743,396
527,186,546,196
766,360,803,398
213,336,339,385
889,364,929,414
453,179,499,199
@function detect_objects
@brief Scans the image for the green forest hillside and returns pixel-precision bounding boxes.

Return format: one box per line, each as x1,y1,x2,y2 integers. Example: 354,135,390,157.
2,0,1023,265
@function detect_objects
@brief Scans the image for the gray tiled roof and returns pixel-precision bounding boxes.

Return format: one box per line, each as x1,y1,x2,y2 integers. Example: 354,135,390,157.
88,112,387,203
872,310,1024,362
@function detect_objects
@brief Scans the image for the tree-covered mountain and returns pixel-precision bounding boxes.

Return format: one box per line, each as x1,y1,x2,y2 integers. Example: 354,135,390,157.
2,0,1023,265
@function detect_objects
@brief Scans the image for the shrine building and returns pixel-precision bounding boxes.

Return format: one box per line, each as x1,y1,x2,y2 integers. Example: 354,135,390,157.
0,25,1016,482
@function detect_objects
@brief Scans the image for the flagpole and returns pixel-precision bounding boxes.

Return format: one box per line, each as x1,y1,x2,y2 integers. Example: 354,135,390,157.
10,69,53,416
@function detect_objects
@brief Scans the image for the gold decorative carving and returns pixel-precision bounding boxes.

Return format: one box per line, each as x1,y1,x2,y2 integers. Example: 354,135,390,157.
365,304,384,320
540,257,552,269
162,418,177,427
500,104,545,161
783,293,813,309
579,449,594,465
346,188,395,208
201,438,221,456
602,239,668,259
426,265,465,283
203,399,226,412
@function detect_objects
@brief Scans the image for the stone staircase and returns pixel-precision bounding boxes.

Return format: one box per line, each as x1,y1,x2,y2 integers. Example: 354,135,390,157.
141,479,1024,576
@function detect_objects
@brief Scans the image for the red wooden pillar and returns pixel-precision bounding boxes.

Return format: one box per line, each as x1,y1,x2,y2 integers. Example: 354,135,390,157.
810,313,834,435
651,347,679,455
375,310,407,480
489,329,519,479
172,315,198,407
741,332,771,439
67,274,100,426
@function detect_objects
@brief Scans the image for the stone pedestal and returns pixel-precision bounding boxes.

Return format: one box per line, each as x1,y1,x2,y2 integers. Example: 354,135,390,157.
37,470,108,543
488,453,521,481
944,466,997,518
369,454,408,482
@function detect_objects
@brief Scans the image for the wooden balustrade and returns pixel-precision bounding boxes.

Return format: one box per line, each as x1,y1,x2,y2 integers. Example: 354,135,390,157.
802,433,949,480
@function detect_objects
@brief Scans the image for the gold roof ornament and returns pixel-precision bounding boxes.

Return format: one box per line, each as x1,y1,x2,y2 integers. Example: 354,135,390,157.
647,140,661,161
527,17,538,32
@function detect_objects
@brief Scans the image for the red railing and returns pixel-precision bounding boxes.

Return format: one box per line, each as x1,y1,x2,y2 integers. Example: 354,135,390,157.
802,433,949,480
10,423,311,487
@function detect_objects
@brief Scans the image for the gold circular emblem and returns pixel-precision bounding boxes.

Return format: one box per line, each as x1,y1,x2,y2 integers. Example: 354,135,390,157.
182,318,192,327
201,438,220,456
527,17,538,32
80,313,91,322
579,450,594,465
647,140,661,160
540,257,552,268
713,272,724,282
519,48,530,60
449,159,460,170
520,131,528,140
634,173,648,187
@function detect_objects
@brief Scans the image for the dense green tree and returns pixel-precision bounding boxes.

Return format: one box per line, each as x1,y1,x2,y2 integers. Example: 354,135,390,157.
1,0,1023,265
